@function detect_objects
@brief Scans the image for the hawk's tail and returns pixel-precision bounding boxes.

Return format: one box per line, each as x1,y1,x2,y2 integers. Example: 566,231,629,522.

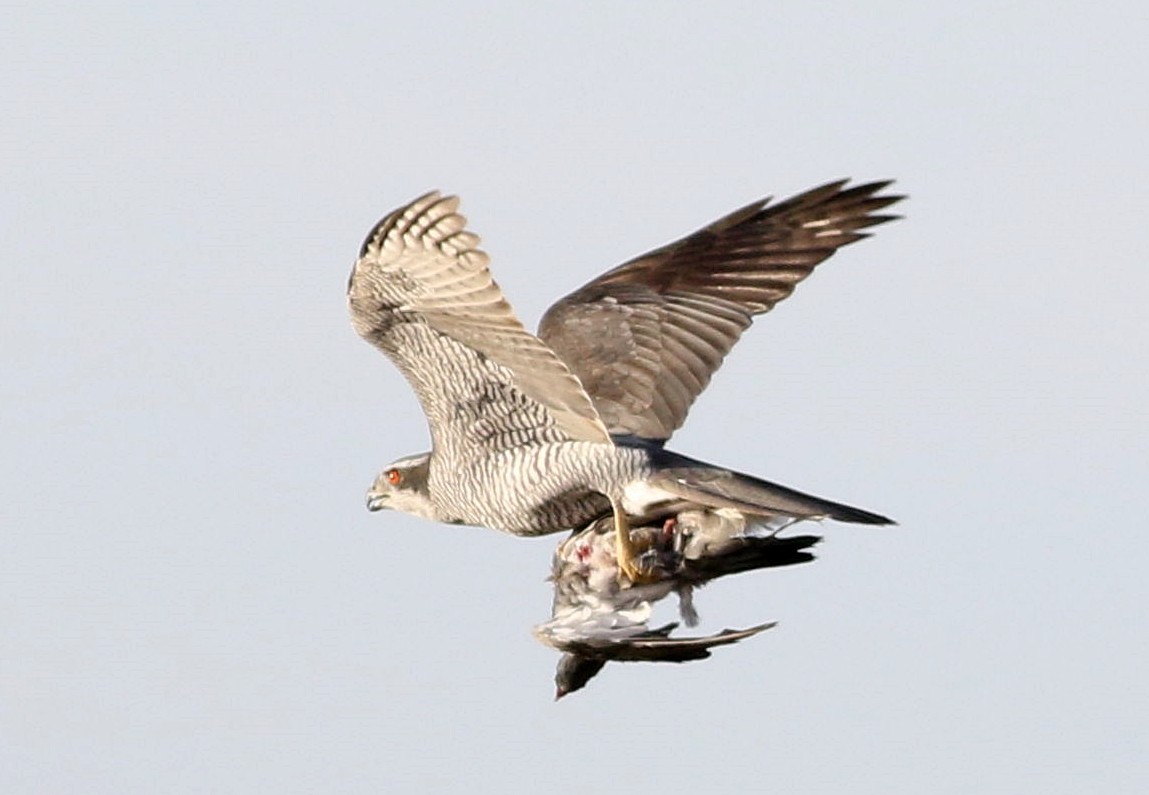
649,461,894,526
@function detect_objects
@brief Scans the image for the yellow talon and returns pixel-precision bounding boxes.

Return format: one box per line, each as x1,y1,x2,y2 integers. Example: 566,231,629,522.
611,500,657,585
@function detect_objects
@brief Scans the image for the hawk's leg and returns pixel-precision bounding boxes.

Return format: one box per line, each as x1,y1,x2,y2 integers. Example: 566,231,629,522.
610,500,659,585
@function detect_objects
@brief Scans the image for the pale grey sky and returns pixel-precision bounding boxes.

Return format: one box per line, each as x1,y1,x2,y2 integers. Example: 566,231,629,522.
4,2,1147,793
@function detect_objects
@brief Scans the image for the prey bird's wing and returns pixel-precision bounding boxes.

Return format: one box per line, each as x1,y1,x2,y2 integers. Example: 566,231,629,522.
603,622,777,662
540,621,777,663
349,192,610,456
539,180,903,441
540,616,778,696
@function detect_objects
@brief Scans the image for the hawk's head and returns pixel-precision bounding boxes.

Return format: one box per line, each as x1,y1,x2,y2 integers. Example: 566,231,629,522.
365,452,437,520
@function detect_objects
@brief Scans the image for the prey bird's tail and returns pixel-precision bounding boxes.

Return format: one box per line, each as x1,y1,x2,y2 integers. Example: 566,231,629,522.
649,458,894,526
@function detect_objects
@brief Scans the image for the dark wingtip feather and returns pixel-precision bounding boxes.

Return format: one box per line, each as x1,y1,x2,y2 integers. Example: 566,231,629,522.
831,504,896,525
859,213,904,227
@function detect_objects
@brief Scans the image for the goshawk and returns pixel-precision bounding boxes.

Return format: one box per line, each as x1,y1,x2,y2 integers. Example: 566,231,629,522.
347,180,901,579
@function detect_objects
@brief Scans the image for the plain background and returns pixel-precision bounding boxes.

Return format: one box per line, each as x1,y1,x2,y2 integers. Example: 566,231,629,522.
4,2,1147,793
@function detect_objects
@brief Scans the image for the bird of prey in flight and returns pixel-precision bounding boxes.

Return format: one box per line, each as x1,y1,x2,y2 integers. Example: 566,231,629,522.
348,180,901,580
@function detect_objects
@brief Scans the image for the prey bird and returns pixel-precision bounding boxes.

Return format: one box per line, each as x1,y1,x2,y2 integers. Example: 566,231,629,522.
537,511,821,698
348,180,901,580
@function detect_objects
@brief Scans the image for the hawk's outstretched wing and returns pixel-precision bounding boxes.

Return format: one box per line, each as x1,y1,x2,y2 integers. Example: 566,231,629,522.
349,192,610,457
538,180,903,441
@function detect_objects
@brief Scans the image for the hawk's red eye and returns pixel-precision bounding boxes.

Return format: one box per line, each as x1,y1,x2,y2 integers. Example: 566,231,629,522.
386,469,401,486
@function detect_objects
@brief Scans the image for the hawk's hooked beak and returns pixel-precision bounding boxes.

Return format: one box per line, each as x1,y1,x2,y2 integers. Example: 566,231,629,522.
365,492,386,512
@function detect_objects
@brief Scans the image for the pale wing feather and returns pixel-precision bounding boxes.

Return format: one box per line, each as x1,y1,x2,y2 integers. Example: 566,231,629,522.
349,192,610,454
539,179,903,440
535,619,777,661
